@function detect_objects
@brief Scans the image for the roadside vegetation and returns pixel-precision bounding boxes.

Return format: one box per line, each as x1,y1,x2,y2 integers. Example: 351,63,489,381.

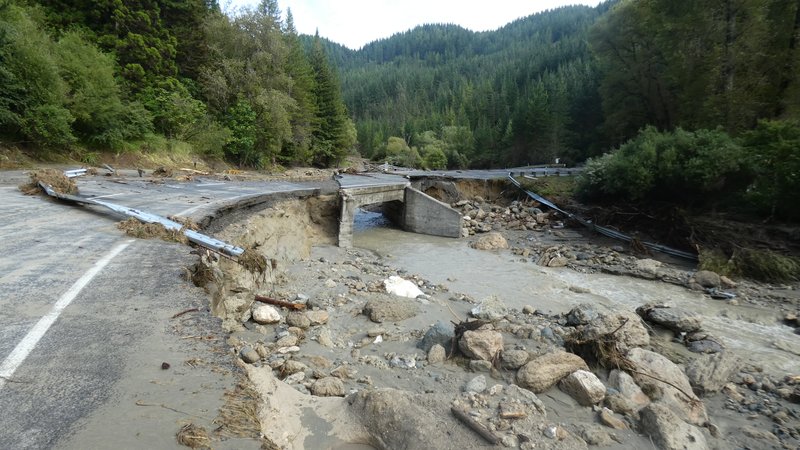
0,0,354,169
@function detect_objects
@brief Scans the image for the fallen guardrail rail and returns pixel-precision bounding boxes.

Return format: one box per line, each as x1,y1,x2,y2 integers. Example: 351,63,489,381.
37,178,244,258
508,174,698,261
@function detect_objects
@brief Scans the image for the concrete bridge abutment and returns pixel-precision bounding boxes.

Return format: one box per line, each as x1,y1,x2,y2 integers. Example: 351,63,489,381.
337,182,462,248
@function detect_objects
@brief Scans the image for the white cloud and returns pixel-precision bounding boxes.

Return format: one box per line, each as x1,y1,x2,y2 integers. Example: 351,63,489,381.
226,0,601,50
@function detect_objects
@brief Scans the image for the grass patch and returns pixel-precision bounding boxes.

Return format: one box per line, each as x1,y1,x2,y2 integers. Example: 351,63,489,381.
519,176,577,203
700,247,800,283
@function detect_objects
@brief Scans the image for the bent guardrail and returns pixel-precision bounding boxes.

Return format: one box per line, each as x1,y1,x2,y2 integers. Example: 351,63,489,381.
507,174,697,261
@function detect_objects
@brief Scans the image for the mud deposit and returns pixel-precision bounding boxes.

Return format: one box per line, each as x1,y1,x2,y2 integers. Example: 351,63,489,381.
194,190,800,450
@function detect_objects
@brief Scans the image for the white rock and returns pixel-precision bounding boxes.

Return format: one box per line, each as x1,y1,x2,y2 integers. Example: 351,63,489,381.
465,375,487,393
384,275,425,298
559,370,606,406
251,304,282,324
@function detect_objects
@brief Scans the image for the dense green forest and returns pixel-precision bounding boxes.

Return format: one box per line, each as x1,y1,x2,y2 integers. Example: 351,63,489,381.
0,0,354,167
2,0,798,185
318,0,799,171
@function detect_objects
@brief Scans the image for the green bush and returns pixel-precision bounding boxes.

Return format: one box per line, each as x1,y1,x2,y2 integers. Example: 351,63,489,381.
740,120,800,221
577,126,746,205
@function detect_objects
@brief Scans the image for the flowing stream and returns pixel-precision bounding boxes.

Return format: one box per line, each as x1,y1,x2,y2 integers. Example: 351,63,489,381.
353,221,799,377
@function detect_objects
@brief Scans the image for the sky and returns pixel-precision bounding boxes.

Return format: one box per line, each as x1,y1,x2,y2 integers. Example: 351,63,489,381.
224,0,602,50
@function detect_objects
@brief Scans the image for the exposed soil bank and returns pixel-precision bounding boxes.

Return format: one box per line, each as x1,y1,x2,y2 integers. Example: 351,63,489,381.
192,180,799,450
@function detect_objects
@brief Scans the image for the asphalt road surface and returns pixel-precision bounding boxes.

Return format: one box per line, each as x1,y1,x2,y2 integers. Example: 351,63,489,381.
0,171,330,449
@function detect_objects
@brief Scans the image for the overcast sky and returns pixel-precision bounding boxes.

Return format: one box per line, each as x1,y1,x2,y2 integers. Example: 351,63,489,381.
224,0,602,50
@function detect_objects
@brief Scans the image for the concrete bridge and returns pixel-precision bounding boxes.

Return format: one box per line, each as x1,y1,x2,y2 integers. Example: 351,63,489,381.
336,174,462,247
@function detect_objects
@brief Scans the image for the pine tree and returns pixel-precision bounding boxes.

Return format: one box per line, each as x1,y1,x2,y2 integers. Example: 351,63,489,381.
309,32,353,166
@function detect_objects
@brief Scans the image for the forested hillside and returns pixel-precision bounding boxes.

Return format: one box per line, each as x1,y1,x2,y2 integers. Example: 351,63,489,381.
323,0,800,172
314,4,610,168
0,0,354,168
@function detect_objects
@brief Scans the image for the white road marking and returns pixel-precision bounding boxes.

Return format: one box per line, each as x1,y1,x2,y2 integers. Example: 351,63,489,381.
0,240,133,389
196,182,225,187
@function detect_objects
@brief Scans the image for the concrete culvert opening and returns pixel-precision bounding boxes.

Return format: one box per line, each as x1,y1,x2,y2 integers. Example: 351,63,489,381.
354,202,403,233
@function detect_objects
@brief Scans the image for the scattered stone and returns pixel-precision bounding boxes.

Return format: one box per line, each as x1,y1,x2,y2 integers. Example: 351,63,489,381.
498,401,527,419
418,321,454,352
330,365,357,379
599,407,627,430
543,425,569,440
608,370,650,412
251,304,282,324
324,279,337,288
626,348,707,425
685,352,740,396
694,270,721,289
636,304,703,333
559,370,606,406
459,329,504,361
576,424,614,446
741,426,781,445
517,351,588,393
566,304,598,326
547,256,569,268
501,349,529,370
579,310,650,351
604,393,637,416
719,275,737,288
465,375,487,393
275,334,298,347
469,360,493,372
310,377,345,397
317,327,334,348
635,258,662,275
639,403,708,450
281,360,308,375
522,305,536,315
470,295,508,320
427,344,446,365
286,311,311,329
684,333,725,354
471,232,509,250
364,297,419,323
240,347,260,364
306,310,329,325
721,383,744,402
367,328,386,337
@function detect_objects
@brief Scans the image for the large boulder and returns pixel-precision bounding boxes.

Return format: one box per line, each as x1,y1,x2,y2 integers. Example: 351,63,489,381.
363,297,419,323
685,352,740,396
517,351,588,393
639,403,708,450
693,270,721,288
349,389,479,449
636,304,703,333
626,348,708,425
471,232,509,250
579,310,650,351
559,370,606,406
459,329,503,361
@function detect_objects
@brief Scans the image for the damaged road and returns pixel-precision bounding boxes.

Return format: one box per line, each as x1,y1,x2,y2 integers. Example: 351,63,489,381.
0,169,335,449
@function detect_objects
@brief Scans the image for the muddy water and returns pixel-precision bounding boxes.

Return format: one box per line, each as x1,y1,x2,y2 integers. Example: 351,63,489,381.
354,225,799,376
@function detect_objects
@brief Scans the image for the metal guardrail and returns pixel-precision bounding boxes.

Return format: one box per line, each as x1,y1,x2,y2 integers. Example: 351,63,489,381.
507,174,698,261
38,177,245,258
